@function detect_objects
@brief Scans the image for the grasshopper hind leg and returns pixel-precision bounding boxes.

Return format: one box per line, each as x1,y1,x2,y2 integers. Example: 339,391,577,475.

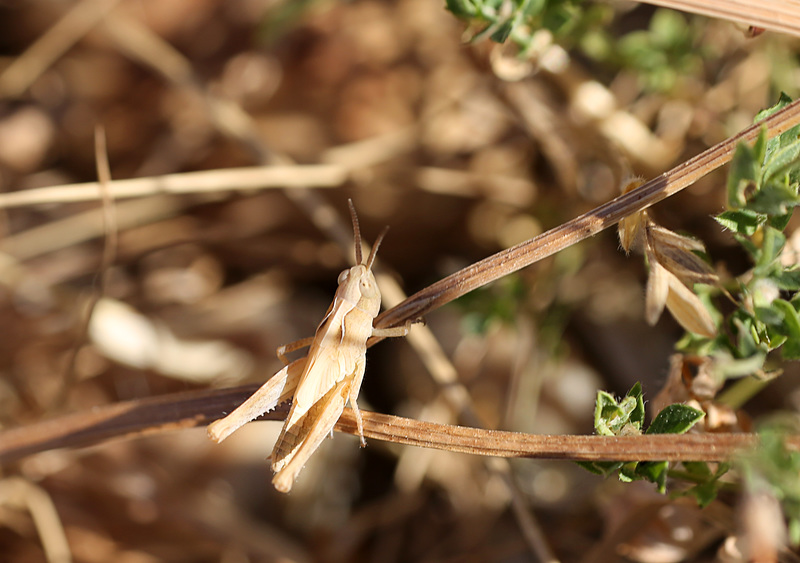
348,356,368,447
207,357,306,443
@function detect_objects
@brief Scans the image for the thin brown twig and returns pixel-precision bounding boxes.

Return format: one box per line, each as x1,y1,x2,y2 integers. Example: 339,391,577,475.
374,97,800,331
0,385,262,464
0,385,794,466
53,127,118,409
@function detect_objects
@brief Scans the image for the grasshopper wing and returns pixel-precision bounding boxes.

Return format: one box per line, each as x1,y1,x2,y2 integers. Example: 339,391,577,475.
272,374,354,492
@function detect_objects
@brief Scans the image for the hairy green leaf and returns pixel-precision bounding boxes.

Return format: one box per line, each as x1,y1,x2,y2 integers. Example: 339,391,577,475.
646,404,705,435
714,209,761,236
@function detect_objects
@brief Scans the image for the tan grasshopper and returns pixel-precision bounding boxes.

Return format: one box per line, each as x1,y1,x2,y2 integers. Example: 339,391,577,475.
208,201,412,492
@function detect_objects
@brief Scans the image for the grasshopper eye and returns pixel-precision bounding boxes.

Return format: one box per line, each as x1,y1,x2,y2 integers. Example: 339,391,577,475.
337,270,349,284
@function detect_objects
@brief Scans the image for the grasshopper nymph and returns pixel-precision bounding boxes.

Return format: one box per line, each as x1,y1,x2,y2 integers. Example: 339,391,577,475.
208,201,412,492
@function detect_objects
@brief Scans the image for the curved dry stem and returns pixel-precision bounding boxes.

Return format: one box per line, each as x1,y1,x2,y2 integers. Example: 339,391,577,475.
374,97,800,332
1,384,795,466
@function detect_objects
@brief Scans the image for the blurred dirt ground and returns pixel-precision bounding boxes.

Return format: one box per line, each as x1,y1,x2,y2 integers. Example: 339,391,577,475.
0,0,798,561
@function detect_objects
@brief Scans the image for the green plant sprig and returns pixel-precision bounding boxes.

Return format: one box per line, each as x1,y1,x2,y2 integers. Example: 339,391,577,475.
579,382,707,495
682,94,800,372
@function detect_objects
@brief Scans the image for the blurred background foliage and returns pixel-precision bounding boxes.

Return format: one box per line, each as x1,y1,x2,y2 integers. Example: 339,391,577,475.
1,0,800,561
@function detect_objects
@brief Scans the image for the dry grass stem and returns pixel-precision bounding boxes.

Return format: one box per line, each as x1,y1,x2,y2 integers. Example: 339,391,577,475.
103,11,194,84
52,128,118,409
0,387,792,465
0,165,345,209
0,0,120,98
2,196,186,260
0,477,73,563
375,97,800,331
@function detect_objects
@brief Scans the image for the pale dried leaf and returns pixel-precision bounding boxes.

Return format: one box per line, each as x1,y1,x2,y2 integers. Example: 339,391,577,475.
648,224,718,286
665,272,717,338
648,223,706,253
646,258,670,326
619,211,645,254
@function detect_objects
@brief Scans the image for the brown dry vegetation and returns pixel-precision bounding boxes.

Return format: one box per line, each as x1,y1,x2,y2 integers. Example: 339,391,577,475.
1,1,799,562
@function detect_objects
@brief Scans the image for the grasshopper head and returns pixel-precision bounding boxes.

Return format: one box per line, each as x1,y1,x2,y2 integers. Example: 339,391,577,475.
337,264,380,314
344,199,386,315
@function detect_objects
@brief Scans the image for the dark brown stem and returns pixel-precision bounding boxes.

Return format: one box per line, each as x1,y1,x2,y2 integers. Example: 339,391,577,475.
374,98,800,330
1,385,793,465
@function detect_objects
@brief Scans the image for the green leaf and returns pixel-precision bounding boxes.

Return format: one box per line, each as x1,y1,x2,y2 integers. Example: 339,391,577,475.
754,92,793,124
619,461,640,482
627,381,646,427
682,461,712,478
594,391,615,435
445,0,479,17
758,93,800,161
769,211,794,231
675,329,720,355
753,123,768,167
755,305,783,326
490,20,514,43
714,209,762,236
636,461,669,493
714,349,767,378
772,299,800,359
522,0,547,17
781,340,800,360
727,139,761,209
754,226,787,276
753,226,786,277
746,182,800,216
576,460,623,477
773,268,800,290
680,461,730,507
592,383,647,436
542,4,574,34
646,404,705,434
758,93,800,191
735,233,760,258
686,481,720,507
732,312,762,358
763,142,800,185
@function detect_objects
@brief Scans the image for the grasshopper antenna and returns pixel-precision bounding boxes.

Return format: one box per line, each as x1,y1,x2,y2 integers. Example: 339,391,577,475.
366,225,389,270
348,199,363,266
